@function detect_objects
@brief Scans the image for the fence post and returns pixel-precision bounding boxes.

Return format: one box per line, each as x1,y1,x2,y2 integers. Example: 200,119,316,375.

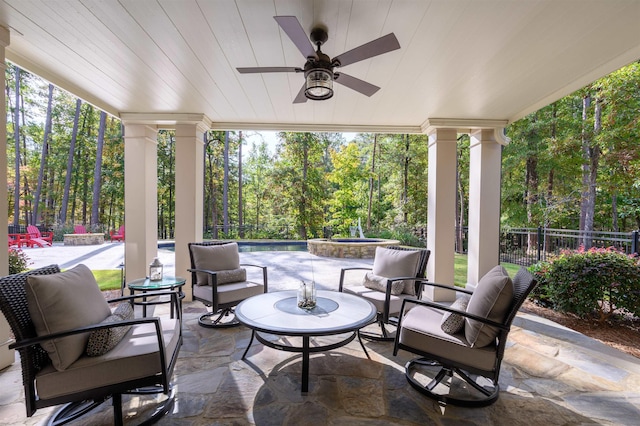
632,230,639,255
537,226,543,262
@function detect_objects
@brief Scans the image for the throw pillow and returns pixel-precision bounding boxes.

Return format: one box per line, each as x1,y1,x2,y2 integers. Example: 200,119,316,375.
86,302,134,356
372,247,421,295
190,243,241,285
465,265,514,348
26,264,111,370
362,271,405,295
440,295,471,335
215,268,247,285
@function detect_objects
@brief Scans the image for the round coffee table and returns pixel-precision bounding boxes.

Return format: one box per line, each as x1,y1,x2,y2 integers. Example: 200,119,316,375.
235,290,377,392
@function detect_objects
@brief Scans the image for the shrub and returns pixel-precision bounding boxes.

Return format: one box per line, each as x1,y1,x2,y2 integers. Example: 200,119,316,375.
8,248,30,275
531,247,640,322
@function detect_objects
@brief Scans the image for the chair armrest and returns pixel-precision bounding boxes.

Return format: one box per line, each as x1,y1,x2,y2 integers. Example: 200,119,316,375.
338,267,373,291
10,316,163,350
398,298,508,331
418,280,474,295
188,267,219,286
240,264,268,292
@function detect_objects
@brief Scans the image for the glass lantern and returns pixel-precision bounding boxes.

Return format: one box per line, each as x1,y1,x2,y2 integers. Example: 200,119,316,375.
297,281,316,310
149,257,163,281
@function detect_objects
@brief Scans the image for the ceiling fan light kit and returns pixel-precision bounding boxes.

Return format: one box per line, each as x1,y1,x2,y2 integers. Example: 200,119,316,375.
236,16,400,103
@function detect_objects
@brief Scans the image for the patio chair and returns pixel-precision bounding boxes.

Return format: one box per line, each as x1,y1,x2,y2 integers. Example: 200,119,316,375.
393,266,537,407
188,241,268,328
8,233,25,248
0,264,182,425
74,224,88,234
26,224,53,247
110,225,125,242
338,246,430,341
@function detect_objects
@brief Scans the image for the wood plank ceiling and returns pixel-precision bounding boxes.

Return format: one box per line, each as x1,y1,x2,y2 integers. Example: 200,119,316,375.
1,0,639,132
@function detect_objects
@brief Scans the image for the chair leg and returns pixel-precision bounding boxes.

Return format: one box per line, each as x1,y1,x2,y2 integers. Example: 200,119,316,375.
358,315,395,342
405,357,500,407
199,307,241,328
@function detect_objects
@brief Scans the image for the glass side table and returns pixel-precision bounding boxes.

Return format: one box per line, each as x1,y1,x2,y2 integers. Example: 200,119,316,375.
127,276,186,318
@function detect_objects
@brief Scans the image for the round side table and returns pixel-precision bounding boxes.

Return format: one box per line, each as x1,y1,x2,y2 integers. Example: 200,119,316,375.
127,276,186,318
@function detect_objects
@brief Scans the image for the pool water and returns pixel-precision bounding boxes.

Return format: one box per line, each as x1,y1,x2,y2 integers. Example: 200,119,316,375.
160,241,308,252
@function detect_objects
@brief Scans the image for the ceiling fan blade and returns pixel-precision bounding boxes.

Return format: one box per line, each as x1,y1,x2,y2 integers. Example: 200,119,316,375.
237,67,300,74
332,33,400,67
293,83,308,103
334,73,380,97
274,16,318,60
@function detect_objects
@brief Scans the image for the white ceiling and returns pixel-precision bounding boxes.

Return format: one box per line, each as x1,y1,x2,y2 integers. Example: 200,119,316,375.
1,0,639,133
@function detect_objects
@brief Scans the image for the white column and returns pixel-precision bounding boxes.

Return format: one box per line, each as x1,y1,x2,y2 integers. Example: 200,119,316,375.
0,27,9,276
467,128,503,290
425,128,457,301
0,26,13,369
174,123,206,299
123,124,159,280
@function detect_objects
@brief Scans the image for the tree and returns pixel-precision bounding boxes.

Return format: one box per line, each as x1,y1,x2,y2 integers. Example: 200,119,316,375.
91,111,107,227
59,98,81,224
32,83,53,225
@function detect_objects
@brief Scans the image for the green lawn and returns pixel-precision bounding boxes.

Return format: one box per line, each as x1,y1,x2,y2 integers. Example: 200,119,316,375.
454,254,520,286
92,270,122,291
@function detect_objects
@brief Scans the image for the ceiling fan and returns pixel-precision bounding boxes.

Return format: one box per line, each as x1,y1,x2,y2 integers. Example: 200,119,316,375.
237,16,401,103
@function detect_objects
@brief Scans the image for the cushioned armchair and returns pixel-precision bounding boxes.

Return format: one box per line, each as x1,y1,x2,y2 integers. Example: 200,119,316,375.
0,264,182,425
188,241,268,328
338,246,430,341
393,266,537,407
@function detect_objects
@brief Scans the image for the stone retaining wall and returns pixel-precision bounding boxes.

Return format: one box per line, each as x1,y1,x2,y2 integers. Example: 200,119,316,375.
63,233,105,246
307,238,400,258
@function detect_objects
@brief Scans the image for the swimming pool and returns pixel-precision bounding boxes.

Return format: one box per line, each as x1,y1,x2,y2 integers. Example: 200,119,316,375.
159,241,308,252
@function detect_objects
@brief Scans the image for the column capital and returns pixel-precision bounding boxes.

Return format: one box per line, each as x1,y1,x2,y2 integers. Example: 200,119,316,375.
120,113,212,130
0,26,9,48
422,118,510,145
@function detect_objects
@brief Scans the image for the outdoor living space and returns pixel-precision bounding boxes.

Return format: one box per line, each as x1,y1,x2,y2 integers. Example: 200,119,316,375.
1,244,639,425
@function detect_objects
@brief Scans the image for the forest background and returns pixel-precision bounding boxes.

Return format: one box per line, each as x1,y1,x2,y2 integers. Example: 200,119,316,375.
5,60,640,243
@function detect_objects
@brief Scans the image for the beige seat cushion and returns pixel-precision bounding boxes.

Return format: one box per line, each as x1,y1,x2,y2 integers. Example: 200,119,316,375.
343,285,409,316
193,280,265,306
26,264,111,371
465,265,513,348
398,304,497,372
191,243,241,285
371,247,421,295
35,318,180,399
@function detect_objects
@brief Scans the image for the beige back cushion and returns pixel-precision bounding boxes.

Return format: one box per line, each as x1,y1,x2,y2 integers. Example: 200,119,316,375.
191,243,241,285
464,265,513,348
372,247,421,294
26,264,111,371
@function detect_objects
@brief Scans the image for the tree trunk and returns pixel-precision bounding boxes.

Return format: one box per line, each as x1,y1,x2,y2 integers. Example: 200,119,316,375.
91,111,106,227
60,99,82,224
223,131,229,234
32,84,53,225
584,96,602,246
456,139,466,253
12,66,21,227
367,134,377,230
579,94,591,232
403,134,410,224
238,131,244,237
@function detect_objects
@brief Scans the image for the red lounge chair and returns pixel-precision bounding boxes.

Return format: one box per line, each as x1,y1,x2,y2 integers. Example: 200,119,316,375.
110,225,125,242
8,234,25,248
74,225,88,234
26,225,53,247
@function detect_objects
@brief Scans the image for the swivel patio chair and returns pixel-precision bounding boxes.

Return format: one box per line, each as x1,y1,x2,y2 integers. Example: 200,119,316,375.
188,241,268,328
0,264,182,425
338,246,430,341
26,224,53,247
393,266,537,407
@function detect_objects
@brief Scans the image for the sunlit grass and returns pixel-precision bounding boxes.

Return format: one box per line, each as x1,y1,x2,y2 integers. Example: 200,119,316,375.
454,254,521,287
92,270,122,291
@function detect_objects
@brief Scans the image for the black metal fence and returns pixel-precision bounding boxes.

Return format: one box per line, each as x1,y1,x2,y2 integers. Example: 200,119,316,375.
495,227,640,266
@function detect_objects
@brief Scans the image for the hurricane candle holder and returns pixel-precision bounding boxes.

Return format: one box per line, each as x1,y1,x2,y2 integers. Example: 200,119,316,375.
297,281,316,310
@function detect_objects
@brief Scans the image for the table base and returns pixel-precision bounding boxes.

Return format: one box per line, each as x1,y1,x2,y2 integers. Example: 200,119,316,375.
242,330,370,393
